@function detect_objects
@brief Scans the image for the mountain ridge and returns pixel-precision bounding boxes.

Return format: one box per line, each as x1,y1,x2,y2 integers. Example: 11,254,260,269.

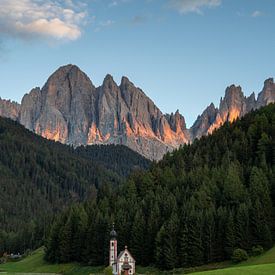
1,64,275,160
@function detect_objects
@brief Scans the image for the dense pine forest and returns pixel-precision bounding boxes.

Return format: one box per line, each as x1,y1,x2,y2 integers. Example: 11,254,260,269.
0,117,149,255
46,104,275,269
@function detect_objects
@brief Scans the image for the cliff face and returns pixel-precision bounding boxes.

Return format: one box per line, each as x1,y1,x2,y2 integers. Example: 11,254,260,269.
0,98,20,120
1,65,275,160
191,79,275,139
16,65,189,160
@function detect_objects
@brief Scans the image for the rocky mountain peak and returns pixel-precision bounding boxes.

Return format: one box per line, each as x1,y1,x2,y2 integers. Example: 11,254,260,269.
120,76,134,90
257,78,275,108
264,78,274,88
0,98,20,120
45,64,94,89
1,65,275,160
190,103,218,139
121,76,130,84
101,75,119,95
165,110,187,133
223,85,244,103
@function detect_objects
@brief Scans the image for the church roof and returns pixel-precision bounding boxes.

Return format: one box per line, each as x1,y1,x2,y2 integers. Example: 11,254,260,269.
110,223,117,239
117,246,136,262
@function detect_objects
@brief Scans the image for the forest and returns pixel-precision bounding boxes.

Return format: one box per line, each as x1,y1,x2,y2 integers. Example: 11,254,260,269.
0,117,149,255
45,104,275,269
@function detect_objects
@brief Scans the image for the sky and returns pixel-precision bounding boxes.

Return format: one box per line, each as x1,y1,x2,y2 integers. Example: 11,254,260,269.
0,0,275,127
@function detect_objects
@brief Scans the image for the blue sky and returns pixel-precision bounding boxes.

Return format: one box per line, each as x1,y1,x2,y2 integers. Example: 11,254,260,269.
0,0,275,126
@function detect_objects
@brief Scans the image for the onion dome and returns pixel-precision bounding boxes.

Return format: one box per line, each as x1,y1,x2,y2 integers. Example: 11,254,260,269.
110,223,117,239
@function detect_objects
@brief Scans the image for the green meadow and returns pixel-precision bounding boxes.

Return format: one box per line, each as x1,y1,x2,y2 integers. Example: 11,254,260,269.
1,246,275,275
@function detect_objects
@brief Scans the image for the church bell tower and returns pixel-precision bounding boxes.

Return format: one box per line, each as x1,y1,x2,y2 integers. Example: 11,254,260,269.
109,223,117,267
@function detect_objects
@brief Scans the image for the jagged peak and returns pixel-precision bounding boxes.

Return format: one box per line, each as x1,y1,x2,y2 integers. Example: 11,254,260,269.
46,64,93,84
101,74,119,92
120,76,134,88
246,92,256,101
225,84,243,96
207,102,216,110
0,97,20,105
29,87,41,94
103,74,116,85
264,78,274,88
200,103,218,117
55,64,82,74
121,76,130,84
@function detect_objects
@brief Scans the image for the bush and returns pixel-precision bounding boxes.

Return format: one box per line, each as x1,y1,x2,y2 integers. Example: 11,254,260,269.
251,245,264,256
103,266,113,275
231,248,248,263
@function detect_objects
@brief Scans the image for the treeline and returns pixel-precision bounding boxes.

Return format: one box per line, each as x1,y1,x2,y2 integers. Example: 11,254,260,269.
0,117,149,255
46,104,275,269
75,144,150,177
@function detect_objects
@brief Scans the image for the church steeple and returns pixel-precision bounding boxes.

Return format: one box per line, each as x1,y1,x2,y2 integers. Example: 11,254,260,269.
110,222,117,240
109,223,118,268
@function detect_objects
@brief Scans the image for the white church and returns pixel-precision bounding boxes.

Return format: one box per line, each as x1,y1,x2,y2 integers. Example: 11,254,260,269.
109,224,136,275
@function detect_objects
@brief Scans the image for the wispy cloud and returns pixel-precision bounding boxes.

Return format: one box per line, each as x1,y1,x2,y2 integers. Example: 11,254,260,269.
168,0,222,14
94,19,115,32
108,0,132,8
251,10,264,18
0,0,88,41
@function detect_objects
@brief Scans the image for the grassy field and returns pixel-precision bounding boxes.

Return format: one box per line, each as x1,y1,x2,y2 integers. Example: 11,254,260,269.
190,246,275,275
191,263,275,275
0,248,103,275
0,246,275,275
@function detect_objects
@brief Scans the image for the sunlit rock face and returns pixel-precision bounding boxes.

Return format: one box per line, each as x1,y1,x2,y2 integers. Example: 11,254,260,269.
19,65,97,145
15,65,189,160
257,78,275,107
1,64,275,160
191,79,275,139
0,98,20,120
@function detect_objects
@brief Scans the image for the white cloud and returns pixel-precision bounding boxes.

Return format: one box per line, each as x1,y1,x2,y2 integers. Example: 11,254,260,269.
251,10,264,18
0,0,87,41
168,0,222,14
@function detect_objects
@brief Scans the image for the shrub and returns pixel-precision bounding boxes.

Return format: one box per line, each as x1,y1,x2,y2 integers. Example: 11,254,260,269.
251,245,264,256
103,266,113,275
231,248,248,263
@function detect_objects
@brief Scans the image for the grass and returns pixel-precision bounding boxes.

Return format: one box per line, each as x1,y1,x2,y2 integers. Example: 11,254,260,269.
0,248,103,275
1,246,275,275
190,246,275,275
191,263,275,275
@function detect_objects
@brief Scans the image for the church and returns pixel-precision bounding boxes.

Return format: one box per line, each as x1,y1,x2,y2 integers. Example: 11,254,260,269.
109,224,136,275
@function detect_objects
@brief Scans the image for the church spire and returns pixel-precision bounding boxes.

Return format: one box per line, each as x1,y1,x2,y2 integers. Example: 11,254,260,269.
110,222,117,239
109,223,118,268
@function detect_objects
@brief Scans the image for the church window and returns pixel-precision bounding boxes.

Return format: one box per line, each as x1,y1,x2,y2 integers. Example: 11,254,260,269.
112,243,114,247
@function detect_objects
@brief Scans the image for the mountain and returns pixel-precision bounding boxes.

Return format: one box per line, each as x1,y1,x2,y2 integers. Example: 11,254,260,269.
191,79,275,138
1,65,189,160
0,98,20,120
0,116,149,253
45,103,275,268
1,64,275,160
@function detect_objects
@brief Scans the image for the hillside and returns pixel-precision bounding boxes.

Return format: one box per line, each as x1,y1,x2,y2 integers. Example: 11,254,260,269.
75,144,150,177
0,117,149,255
46,104,275,269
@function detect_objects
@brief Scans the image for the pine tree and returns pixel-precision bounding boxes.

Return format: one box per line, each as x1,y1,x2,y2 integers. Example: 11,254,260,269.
187,210,203,266
131,209,146,264
225,211,235,258
235,203,250,250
